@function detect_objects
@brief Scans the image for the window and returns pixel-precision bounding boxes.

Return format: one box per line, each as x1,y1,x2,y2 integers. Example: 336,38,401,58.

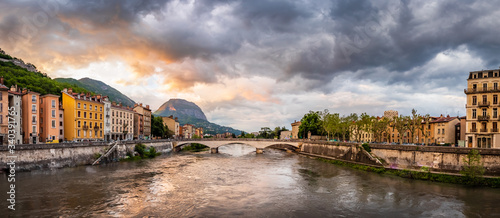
100,123,102,128
495,95,498,105
95,113,97,119
483,83,488,90
78,130,80,137
483,109,487,117
90,105,92,110
472,109,477,119
442,129,445,135
89,131,92,137
0,116,2,124
52,110,56,118
51,100,56,108
33,125,36,133
100,131,102,137
90,112,92,119
32,115,36,123
95,122,98,128
78,111,81,117
494,122,498,131
495,83,499,90
472,122,476,130
84,104,87,109
83,131,86,137
52,120,56,128
494,108,498,118
60,121,63,127
60,130,63,135
89,122,92,128
32,104,36,113
84,121,87,127
483,95,487,104
60,114,62,118
473,84,477,89
95,106,97,111
78,103,81,108
100,114,102,120
100,107,102,111
438,129,440,134
32,95,36,103
40,117,43,124
78,121,81,128
472,96,477,105
84,112,87,118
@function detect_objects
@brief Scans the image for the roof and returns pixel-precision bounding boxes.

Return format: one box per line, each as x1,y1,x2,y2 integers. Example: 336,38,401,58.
0,84,8,90
430,116,458,123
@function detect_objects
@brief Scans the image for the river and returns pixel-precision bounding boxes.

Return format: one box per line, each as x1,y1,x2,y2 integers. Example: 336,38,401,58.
2,143,500,217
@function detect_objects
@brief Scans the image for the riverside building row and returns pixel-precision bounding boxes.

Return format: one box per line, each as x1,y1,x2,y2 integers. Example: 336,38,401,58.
0,83,153,145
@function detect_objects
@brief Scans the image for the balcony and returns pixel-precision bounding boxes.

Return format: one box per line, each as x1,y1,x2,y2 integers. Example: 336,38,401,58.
492,128,499,133
83,125,89,130
470,128,477,132
106,115,110,118
478,115,490,121
465,87,500,94
480,129,488,133
479,101,490,107
94,126,100,131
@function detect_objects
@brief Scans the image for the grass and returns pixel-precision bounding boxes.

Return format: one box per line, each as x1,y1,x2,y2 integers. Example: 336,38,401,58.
317,157,500,188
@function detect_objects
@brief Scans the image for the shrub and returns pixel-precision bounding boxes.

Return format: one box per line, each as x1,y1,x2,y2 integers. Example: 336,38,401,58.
135,143,147,157
460,149,485,185
362,143,371,152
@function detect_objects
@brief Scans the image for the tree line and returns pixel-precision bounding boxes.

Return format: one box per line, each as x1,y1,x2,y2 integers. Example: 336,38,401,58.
299,109,432,144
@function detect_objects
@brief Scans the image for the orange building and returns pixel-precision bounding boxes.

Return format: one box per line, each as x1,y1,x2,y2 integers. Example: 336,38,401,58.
22,89,40,144
39,94,60,142
0,78,9,145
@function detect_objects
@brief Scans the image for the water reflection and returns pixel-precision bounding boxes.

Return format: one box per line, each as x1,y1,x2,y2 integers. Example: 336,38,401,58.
3,146,500,217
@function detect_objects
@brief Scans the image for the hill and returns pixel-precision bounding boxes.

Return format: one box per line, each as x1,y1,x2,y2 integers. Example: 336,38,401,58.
54,77,136,107
153,99,241,135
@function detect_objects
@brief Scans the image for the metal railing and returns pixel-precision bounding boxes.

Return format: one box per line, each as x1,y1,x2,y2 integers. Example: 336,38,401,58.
479,101,490,107
478,115,490,121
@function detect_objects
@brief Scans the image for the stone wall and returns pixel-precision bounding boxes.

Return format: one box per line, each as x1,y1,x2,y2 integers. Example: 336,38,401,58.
301,142,500,175
0,140,172,172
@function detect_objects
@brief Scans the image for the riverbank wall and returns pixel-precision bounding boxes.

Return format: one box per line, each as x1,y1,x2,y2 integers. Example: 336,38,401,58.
300,142,500,176
0,140,172,172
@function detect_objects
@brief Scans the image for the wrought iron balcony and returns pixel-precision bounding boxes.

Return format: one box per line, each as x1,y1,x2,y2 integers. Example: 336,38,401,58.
470,128,477,132
492,128,498,133
94,126,100,130
83,125,89,130
465,87,500,94
479,101,490,107
478,115,490,121
480,129,488,133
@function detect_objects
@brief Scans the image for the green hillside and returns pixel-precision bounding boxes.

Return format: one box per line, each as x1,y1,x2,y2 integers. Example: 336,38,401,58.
0,60,88,95
55,77,136,107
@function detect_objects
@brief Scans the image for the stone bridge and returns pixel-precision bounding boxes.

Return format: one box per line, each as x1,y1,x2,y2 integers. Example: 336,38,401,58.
173,139,303,153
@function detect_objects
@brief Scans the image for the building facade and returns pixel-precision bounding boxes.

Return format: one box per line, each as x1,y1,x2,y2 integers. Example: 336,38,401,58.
103,97,111,141
61,88,104,141
0,80,9,145
161,115,179,138
59,106,64,142
465,69,500,148
21,90,40,144
39,94,60,142
291,120,301,139
110,103,134,140
8,85,22,145
133,103,151,139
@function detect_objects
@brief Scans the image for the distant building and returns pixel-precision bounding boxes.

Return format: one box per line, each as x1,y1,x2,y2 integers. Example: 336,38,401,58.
280,130,292,139
465,69,500,148
161,115,180,138
133,103,151,140
291,120,301,139
195,127,203,138
383,110,398,120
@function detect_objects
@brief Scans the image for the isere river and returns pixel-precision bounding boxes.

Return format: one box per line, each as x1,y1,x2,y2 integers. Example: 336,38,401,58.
2,143,500,217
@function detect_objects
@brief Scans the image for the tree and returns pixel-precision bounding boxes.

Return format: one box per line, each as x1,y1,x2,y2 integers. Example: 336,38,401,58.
151,115,166,138
371,117,389,142
461,149,485,185
259,127,272,139
299,111,323,139
420,114,431,145
394,115,409,144
408,109,423,144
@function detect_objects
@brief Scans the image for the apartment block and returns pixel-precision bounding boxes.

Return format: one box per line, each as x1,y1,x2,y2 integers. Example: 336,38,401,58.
291,120,301,139
21,89,40,144
465,69,500,148
161,115,179,137
133,103,151,140
39,94,60,142
8,85,22,145
110,102,134,140
61,88,104,141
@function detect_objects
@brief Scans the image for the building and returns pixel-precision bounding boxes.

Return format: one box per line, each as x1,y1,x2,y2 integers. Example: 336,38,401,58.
0,79,9,145
61,88,104,141
133,103,151,140
59,105,64,142
182,124,194,139
383,110,399,120
161,115,179,138
280,130,292,139
110,102,134,140
103,97,111,141
21,89,40,144
429,115,460,145
291,120,301,139
8,85,22,145
195,127,203,138
39,94,60,143
464,69,500,148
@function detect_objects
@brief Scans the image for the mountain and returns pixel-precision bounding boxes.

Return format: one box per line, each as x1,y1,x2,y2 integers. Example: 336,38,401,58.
153,99,242,135
54,77,136,107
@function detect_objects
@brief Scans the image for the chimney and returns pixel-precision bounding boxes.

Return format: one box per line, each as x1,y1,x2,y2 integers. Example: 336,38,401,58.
139,103,143,107
146,105,149,109
11,85,16,92
134,103,138,107
68,88,72,94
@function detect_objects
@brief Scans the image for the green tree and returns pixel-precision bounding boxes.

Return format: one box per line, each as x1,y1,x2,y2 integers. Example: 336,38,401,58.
151,115,166,138
259,127,272,139
371,117,389,142
408,109,423,144
461,149,485,185
299,111,323,139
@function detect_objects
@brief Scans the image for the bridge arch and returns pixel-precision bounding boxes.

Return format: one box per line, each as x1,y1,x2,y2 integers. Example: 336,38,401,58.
173,139,301,153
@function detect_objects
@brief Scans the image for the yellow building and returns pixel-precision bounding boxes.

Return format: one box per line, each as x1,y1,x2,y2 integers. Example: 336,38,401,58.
62,88,104,141
291,120,301,139
465,69,500,148
161,115,179,137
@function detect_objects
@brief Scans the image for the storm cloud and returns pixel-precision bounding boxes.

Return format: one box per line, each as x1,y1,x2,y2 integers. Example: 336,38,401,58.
0,0,499,131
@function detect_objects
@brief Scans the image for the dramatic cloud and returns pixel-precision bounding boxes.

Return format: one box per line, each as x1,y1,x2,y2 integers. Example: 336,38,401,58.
0,0,499,131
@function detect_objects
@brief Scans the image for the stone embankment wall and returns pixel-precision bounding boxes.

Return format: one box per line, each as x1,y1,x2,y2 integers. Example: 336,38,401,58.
0,140,172,172
301,142,500,175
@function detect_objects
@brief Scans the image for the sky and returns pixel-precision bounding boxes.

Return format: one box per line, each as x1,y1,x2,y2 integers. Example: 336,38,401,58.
0,0,499,133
